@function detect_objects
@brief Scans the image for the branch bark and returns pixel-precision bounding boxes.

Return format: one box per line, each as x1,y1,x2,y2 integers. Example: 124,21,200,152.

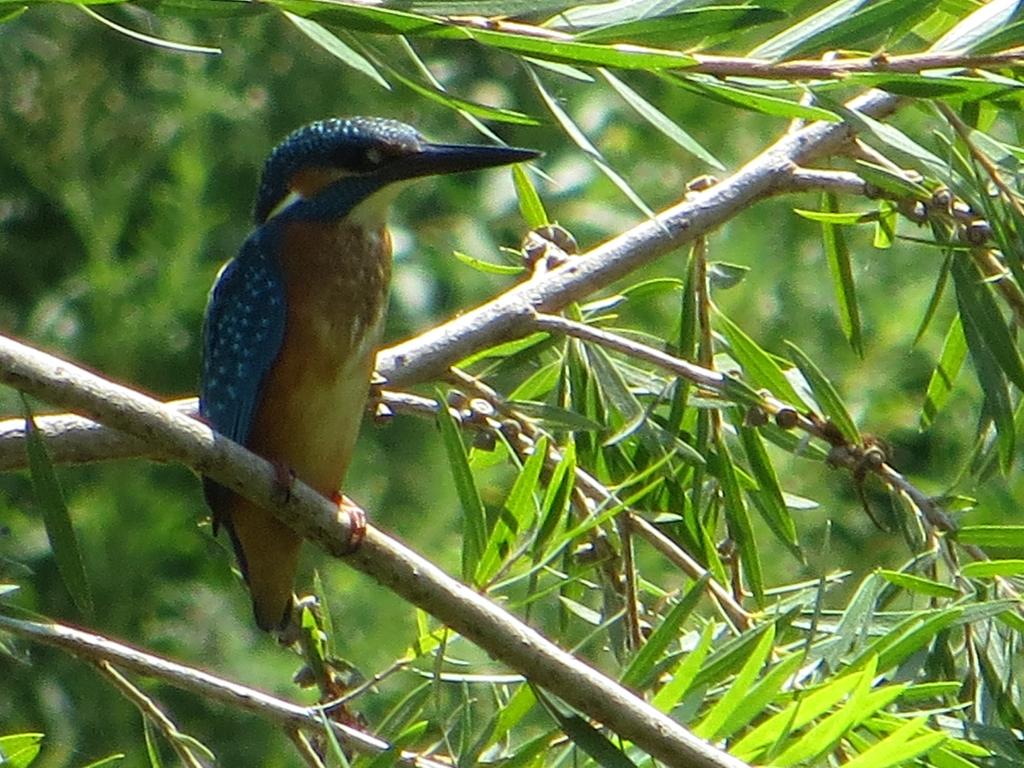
0,86,917,768
375,89,900,386
0,614,446,768
0,332,748,768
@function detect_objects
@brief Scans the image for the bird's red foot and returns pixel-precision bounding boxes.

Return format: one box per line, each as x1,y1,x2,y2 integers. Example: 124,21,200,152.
271,461,297,505
331,492,367,554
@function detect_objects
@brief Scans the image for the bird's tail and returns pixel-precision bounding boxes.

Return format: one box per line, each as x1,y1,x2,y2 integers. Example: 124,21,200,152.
207,481,301,631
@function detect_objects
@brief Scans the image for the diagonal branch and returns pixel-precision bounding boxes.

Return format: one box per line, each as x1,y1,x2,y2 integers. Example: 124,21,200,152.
375,89,901,386
0,614,445,768
0,333,749,768
0,86,928,768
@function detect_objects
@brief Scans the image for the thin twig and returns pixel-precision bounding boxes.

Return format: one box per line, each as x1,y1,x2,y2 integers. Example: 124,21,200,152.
687,46,1024,79
937,101,1024,221
0,615,446,768
287,728,328,768
529,314,967,539
95,660,210,768
0,335,748,768
374,89,902,387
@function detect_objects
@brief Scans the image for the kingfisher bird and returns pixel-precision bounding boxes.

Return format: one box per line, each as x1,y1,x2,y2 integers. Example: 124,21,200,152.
200,117,538,631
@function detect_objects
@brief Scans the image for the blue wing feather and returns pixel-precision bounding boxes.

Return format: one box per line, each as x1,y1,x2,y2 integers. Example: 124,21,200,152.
200,228,286,448
200,228,286,546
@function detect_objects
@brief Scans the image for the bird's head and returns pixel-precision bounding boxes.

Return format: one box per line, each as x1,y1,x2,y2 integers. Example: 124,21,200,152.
254,117,539,225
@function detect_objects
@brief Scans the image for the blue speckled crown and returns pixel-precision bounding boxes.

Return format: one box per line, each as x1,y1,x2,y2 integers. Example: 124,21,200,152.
253,117,425,224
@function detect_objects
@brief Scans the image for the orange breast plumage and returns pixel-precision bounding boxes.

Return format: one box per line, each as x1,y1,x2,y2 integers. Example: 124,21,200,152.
219,218,391,630
247,219,392,494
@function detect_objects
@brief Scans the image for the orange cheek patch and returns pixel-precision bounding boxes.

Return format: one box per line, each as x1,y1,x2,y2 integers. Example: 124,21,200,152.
289,167,349,199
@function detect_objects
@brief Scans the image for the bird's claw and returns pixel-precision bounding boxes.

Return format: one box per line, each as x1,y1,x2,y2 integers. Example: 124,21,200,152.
331,492,367,554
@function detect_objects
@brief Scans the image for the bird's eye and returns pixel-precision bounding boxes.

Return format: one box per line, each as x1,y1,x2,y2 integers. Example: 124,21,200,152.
365,148,384,166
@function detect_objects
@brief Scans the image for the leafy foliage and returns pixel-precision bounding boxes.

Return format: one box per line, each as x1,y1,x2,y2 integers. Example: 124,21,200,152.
2,0,1024,767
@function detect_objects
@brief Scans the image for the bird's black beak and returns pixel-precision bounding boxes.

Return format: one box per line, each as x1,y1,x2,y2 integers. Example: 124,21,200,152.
383,142,541,183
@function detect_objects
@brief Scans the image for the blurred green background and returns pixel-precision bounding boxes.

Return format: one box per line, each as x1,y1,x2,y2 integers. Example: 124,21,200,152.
0,4,1011,765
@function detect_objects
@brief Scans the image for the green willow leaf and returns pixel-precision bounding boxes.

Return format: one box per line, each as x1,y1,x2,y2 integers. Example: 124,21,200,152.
574,7,786,45
961,559,1024,578
931,0,1023,52
0,733,44,768
267,0,451,35
694,625,775,740
739,425,800,552
436,389,487,582
842,717,945,768
732,666,867,760
601,70,723,169
855,161,930,200
471,27,697,70
530,67,654,218
476,436,546,584
920,315,967,430
509,401,604,431
512,163,549,228
535,689,639,768
913,246,952,346
956,525,1024,547
453,250,524,275
953,256,1021,466
621,574,708,689
21,395,94,620
670,75,839,122
714,433,764,603
651,622,715,713
0,5,26,21
282,11,389,87
716,309,807,408
848,72,1024,101
794,208,878,225
750,0,868,58
877,570,960,598
820,192,863,356
386,67,541,125
785,341,860,444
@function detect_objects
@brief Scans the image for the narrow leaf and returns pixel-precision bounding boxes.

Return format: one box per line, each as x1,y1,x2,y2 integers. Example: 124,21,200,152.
820,192,863,356
535,690,639,768
877,569,960,598
931,0,1022,52
739,425,800,551
453,250,524,275
952,255,1024,392
21,395,93,620
621,574,709,689
436,391,487,582
694,625,775,740
512,164,549,228
714,434,764,603
785,341,860,444
920,315,967,430
716,309,807,408
602,69,723,170
651,622,716,713
471,27,698,70
749,0,868,58
476,436,547,584
961,559,1024,578
956,525,1024,547
283,11,389,87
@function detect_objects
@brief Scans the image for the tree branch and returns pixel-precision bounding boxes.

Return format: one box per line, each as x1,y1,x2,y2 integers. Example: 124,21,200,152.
375,89,901,386
0,333,748,768
0,614,445,768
